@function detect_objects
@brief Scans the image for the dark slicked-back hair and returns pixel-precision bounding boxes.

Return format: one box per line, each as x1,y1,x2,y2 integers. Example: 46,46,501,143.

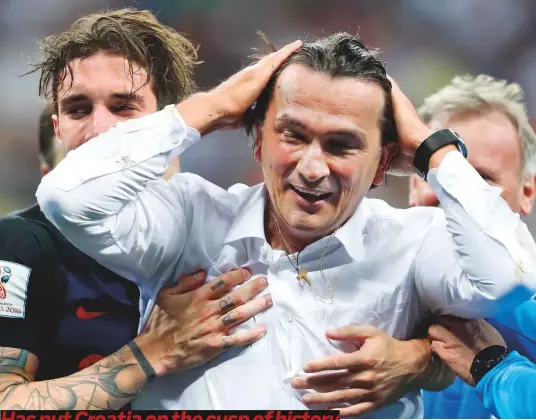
244,32,398,148
29,8,199,111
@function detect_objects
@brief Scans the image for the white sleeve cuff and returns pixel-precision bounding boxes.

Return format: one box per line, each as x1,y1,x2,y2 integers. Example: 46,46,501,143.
428,150,536,276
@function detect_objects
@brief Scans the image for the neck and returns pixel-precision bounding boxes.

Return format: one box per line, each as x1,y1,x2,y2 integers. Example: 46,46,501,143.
265,205,315,254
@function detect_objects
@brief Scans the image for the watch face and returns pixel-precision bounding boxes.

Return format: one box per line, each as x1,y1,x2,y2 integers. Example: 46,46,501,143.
481,345,508,361
449,129,461,139
449,129,468,158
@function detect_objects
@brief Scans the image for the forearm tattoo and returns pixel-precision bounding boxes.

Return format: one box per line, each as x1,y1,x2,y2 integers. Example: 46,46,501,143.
0,348,30,384
0,346,145,410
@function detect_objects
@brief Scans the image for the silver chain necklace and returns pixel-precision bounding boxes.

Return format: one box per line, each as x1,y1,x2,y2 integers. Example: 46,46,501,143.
269,209,337,304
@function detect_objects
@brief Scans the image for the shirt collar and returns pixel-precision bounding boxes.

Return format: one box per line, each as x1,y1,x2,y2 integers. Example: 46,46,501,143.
223,183,371,262
223,183,268,245
333,197,371,262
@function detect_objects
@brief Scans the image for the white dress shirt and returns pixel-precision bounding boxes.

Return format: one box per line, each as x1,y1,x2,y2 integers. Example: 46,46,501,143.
36,105,536,417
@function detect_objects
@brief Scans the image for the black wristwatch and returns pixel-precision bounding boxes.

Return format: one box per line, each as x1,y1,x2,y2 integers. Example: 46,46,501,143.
413,129,468,180
470,345,511,385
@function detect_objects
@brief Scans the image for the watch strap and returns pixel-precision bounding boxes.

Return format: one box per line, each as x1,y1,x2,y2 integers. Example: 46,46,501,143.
413,129,467,180
470,345,511,385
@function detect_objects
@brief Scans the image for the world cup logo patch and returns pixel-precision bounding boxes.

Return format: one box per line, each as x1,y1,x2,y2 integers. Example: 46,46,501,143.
0,265,12,300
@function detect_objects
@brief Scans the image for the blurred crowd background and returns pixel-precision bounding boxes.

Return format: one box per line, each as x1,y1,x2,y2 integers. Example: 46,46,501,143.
1,0,536,230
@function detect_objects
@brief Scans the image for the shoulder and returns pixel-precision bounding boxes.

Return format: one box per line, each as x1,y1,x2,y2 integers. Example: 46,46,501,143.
363,197,445,225
161,173,257,214
0,208,57,265
362,197,446,237
0,213,48,243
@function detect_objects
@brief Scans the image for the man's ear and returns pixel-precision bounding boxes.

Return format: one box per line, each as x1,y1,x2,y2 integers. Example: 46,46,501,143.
253,124,263,163
372,143,398,186
52,114,66,161
520,174,536,216
52,114,60,141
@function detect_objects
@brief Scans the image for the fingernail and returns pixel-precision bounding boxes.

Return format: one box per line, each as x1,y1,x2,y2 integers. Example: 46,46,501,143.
303,394,312,403
243,268,251,279
194,271,206,280
261,277,268,287
325,329,337,337
265,294,273,306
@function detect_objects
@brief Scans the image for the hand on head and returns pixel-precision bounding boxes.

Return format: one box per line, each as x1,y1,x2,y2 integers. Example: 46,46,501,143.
386,76,434,177
176,40,303,136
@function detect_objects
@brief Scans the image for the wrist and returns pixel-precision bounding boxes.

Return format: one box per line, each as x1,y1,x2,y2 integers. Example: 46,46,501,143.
133,334,171,378
405,128,434,157
403,338,433,386
175,92,220,136
403,338,455,391
470,345,511,386
412,129,466,179
417,353,457,391
428,145,458,171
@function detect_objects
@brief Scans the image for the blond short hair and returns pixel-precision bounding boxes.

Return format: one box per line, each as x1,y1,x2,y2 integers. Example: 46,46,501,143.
419,74,536,174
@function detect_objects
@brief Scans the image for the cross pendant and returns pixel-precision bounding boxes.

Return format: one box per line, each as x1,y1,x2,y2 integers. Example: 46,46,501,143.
297,268,312,286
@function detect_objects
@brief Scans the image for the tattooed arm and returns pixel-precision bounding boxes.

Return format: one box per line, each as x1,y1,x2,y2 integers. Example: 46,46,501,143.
0,339,158,410
0,269,271,410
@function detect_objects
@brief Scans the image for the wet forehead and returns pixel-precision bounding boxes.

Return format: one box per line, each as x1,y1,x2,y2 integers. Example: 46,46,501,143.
57,51,151,100
272,64,385,137
432,109,522,175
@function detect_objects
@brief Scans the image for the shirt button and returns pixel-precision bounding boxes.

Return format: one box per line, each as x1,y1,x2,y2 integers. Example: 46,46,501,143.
274,262,284,271
171,135,180,144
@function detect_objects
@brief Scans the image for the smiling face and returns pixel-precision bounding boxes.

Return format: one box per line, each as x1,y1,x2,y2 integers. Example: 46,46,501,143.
52,50,158,153
256,64,390,248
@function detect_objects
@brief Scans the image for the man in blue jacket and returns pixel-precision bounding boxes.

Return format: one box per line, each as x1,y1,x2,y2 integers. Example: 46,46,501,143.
428,315,536,419
409,74,536,418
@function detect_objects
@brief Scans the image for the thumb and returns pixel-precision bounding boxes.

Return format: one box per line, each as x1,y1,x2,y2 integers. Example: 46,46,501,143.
326,325,381,343
430,340,451,364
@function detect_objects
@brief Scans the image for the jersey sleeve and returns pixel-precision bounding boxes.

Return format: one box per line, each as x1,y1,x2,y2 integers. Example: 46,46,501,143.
0,215,57,359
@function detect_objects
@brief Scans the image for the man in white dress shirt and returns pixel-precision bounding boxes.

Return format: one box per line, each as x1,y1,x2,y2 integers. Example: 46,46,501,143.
36,33,536,417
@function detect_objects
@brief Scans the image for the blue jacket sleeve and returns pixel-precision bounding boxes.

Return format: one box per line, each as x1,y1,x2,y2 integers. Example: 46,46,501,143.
476,350,536,418
489,299,536,362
